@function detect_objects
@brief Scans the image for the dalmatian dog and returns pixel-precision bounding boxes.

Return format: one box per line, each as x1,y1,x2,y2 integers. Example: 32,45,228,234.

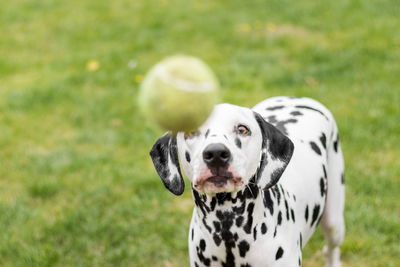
150,97,345,267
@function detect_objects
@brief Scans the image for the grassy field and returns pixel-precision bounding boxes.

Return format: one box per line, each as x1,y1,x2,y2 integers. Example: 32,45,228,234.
0,0,399,266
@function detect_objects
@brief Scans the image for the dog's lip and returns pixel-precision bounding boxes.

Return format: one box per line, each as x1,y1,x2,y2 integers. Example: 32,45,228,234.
205,176,230,187
194,175,243,193
200,174,241,188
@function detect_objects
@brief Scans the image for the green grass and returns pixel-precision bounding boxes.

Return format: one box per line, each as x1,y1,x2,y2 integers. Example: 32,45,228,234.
0,0,399,266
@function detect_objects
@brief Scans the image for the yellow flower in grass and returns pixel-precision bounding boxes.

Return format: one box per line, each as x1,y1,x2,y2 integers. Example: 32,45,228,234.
236,23,251,33
266,23,277,33
134,74,143,83
86,60,100,71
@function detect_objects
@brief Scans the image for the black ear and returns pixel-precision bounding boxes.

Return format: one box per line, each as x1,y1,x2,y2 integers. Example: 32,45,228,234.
150,132,184,195
254,112,294,189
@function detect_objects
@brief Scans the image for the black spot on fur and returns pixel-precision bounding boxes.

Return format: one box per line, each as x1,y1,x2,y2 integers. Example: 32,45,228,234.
274,186,281,205
320,133,327,149
277,211,282,225
213,234,221,246
305,205,309,222
203,218,212,233
263,190,274,215
333,134,340,152
195,262,199,267
341,173,345,184
322,164,327,179
191,228,194,240
310,141,322,155
320,178,326,196
290,111,303,116
241,264,252,267
236,216,244,227
261,223,267,234
284,199,290,220
238,240,250,257
243,203,255,234
253,227,257,240
275,119,298,135
266,105,285,111
193,190,209,217
275,247,284,260
233,200,246,215
212,256,218,261
300,233,303,247
311,204,321,227
200,239,206,251
291,209,295,222
216,192,234,206
232,196,237,204
196,244,211,266
295,105,329,120
235,138,242,149
213,221,221,232
273,227,277,237
185,151,191,162
210,198,217,211
234,233,239,241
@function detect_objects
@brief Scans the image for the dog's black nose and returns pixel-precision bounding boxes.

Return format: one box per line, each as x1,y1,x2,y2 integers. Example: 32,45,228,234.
203,143,231,167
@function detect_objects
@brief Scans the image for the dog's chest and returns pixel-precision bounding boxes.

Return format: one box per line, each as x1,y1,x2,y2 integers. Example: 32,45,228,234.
189,186,307,267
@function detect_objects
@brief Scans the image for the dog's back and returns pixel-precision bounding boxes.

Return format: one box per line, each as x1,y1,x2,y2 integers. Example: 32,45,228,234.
254,97,345,266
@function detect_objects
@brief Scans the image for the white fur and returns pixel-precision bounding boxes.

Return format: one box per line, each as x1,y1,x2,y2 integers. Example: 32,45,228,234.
170,97,345,267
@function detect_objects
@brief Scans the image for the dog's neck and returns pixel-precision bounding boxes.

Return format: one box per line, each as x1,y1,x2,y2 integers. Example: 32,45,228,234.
191,176,282,234
191,177,297,233
190,177,289,267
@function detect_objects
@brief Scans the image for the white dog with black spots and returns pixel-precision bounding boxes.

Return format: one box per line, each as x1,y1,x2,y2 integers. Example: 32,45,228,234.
150,97,345,267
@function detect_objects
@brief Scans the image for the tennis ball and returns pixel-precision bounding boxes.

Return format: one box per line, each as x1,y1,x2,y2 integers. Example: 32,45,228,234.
138,55,219,132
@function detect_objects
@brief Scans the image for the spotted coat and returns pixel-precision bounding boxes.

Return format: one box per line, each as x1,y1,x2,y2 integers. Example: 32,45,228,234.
150,97,345,267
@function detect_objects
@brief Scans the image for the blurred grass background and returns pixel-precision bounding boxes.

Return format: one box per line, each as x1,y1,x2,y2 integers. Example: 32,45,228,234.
0,0,399,266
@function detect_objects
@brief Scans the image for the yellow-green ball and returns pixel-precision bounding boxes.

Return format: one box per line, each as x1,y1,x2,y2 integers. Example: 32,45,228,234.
139,55,219,132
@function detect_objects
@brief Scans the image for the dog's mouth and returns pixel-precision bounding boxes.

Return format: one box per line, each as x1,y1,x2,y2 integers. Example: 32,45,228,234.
195,172,243,194
204,176,231,187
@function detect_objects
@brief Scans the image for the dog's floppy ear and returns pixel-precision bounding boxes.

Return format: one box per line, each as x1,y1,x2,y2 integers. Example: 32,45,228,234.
254,112,294,189
150,132,184,195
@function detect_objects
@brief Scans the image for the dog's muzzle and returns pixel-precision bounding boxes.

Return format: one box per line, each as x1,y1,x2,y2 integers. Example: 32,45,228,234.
194,143,242,193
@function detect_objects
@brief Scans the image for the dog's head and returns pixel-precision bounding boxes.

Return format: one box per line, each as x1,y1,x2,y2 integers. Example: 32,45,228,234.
150,104,294,195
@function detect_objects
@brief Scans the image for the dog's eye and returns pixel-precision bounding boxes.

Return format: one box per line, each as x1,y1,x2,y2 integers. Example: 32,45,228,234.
184,131,199,139
236,125,250,136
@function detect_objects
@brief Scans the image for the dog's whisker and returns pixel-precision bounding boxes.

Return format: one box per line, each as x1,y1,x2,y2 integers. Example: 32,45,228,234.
260,187,266,203
246,184,255,198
